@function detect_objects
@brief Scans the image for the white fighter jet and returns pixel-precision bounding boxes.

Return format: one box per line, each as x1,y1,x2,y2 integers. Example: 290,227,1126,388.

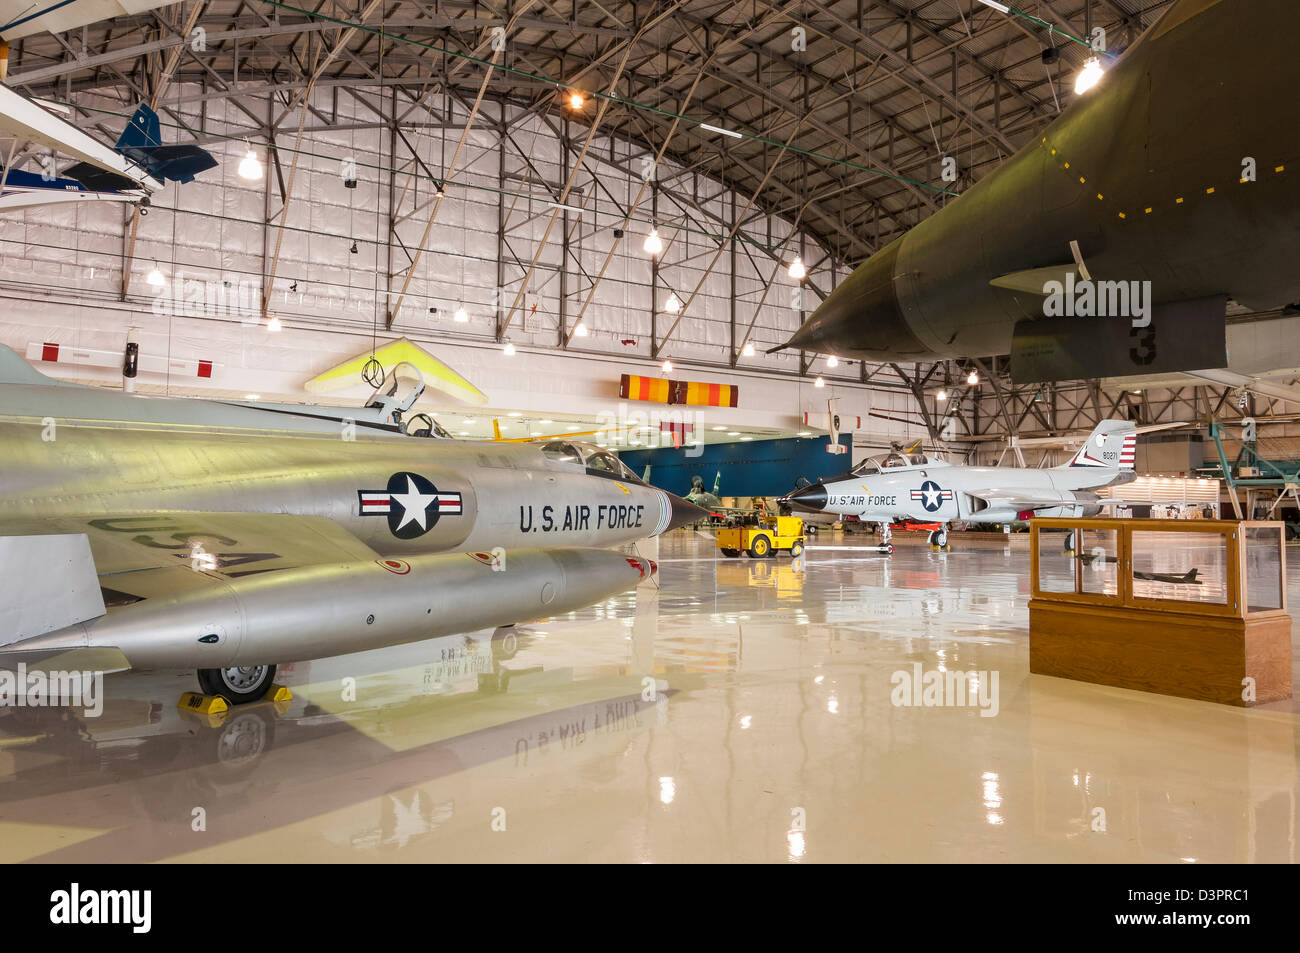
779,420,1137,550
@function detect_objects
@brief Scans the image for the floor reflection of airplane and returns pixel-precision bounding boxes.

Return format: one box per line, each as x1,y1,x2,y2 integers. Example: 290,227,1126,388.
0,627,700,859
781,420,1137,551
0,343,704,704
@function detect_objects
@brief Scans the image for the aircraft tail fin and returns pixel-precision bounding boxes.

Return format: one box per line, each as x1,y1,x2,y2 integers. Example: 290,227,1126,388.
115,103,218,184
1058,420,1137,471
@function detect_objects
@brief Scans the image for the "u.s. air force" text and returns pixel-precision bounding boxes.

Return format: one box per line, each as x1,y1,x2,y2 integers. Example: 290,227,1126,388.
519,504,644,533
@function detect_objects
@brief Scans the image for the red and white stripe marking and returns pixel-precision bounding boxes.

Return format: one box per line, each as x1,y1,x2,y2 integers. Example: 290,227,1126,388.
29,342,218,378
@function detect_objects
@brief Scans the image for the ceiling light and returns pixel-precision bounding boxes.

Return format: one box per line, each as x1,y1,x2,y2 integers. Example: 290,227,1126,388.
797,431,811,436
238,145,263,181
741,341,755,356
503,341,516,356
267,315,282,332
741,436,753,442
458,431,469,436
568,92,585,109
547,201,584,216
699,122,742,139
814,376,825,388
540,419,553,425
1075,57,1104,95
574,321,589,337
244,393,261,400
565,425,580,431
146,264,166,288
967,370,979,385
643,227,663,257
826,355,839,368
977,0,1011,12
661,358,673,372
663,292,682,314
508,411,522,417
727,431,740,436
463,417,474,424
453,305,469,323
712,425,726,431
788,257,807,281
530,431,543,437
936,389,948,401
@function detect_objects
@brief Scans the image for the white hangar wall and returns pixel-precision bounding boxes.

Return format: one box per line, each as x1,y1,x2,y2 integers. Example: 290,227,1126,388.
0,81,931,446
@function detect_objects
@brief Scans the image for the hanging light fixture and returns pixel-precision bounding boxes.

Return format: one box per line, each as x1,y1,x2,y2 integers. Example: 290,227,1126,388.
826,355,839,368
267,314,282,332
503,341,516,356
661,358,673,373
814,376,825,388
568,91,585,110
453,305,469,323
1075,57,1104,95
664,292,682,314
574,321,589,337
238,142,263,182
742,341,755,357
967,369,979,385
145,263,166,288
936,389,948,402
643,226,664,257
788,257,807,281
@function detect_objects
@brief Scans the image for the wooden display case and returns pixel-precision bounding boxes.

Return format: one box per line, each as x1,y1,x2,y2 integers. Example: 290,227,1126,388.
1029,518,1292,706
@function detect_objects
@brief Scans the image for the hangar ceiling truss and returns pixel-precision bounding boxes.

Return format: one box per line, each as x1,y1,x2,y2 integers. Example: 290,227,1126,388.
2,0,1181,438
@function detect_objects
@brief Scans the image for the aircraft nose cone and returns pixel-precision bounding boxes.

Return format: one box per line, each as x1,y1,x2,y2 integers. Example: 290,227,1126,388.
780,482,828,512
666,491,710,531
768,239,927,360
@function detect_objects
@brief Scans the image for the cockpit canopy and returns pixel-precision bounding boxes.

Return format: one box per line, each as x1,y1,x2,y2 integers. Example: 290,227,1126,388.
540,440,645,483
851,450,932,475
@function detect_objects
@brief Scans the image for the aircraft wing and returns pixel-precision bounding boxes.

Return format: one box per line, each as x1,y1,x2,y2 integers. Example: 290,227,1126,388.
0,512,381,646
962,487,1084,512
1,1,181,40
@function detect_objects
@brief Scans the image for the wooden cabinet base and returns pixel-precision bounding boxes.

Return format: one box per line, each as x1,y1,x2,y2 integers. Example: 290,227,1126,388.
1029,601,1293,706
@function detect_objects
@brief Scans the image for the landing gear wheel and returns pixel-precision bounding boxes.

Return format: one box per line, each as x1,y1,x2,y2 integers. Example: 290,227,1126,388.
197,664,277,705
886,544,896,555
790,540,804,558
720,548,741,558
805,524,817,536
749,535,772,558
928,529,950,552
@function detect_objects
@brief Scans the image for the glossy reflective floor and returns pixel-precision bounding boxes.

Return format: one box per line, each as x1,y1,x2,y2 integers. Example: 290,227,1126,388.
2,529,1297,863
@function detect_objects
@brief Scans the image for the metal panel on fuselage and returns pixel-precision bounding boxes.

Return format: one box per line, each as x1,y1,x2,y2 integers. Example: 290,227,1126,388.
0,416,669,556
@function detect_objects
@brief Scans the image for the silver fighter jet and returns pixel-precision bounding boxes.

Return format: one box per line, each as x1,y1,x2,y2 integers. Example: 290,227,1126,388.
0,345,705,702
780,420,1136,550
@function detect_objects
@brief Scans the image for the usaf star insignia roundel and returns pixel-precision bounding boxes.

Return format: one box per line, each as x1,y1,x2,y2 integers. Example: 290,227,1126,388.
910,479,954,513
358,472,463,538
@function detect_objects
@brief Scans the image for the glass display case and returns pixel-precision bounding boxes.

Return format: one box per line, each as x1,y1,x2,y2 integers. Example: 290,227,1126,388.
1029,518,1291,706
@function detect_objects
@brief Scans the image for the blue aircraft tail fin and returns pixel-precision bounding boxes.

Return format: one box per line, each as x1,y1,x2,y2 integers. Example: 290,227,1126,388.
114,103,219,184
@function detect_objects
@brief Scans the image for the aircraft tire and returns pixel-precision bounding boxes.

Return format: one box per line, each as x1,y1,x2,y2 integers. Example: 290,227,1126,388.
197,664,277,705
